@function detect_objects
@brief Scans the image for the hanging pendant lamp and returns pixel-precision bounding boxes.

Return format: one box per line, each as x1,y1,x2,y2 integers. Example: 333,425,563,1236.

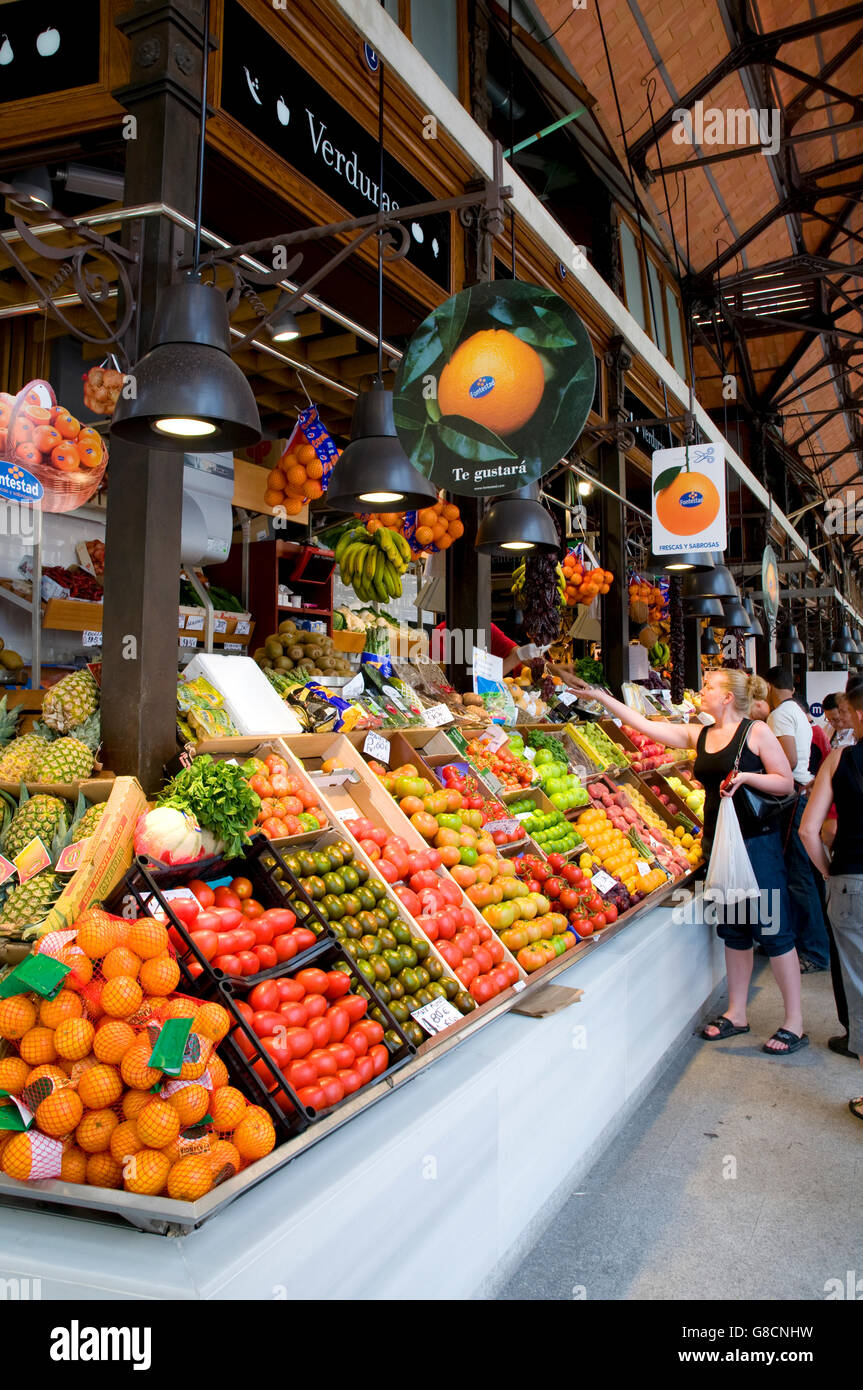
111,0,261,453
475,483,559,554
702,626,720,656
742,595,764,638
684,594,725,619
778,623,805,655
269,295,302,343
831,622,857,656
721,587,751,629
649,550,714,573
682,554,738,599
326,379,437,511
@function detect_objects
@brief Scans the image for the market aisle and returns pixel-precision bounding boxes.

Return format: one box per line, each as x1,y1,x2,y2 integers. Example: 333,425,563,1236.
498,963,863,1301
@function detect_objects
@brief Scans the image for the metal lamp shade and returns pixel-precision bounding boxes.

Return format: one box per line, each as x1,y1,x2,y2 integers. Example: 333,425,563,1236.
111,275,261,452
684,594,725,619
702,627,720,655
721,593,751,628
832,623,858,656
778,623,805,655
742,595,764,638
649,550,715,573
326,382,437,512
682,562,738,600
476,484,559,555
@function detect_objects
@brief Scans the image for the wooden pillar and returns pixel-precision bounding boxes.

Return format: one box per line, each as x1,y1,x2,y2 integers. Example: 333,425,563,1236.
599,336,632,692
101,0,211,789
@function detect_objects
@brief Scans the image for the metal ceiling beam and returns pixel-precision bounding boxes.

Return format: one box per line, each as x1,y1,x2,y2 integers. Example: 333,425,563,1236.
759,332,822,405
645,118,863,177
786,26,863,122
770,58,863,115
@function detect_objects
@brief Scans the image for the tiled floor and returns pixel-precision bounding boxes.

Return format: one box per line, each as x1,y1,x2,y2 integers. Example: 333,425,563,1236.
498,962,863,1301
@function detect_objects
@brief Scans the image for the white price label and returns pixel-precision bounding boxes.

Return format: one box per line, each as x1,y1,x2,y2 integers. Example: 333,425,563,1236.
82,630,102,647
424,702,454,727
484,818,523,836
185,614,205,632
523,745,536,761
591,869,617,893
180,635,198,648
177,614,186,630
411,998,462,1035
471,646,504,687
636,860,651,877
613,717,623,727
512,980,526,993
235,620,251,635
337,808,360,821
342,674,364,699
224,642,243,652
363,732,390,763
557,691,577,707
214,618,228,634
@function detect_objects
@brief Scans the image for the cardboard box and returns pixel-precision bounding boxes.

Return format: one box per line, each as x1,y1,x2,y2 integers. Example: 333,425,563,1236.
185,737,331,851
0,772,115,801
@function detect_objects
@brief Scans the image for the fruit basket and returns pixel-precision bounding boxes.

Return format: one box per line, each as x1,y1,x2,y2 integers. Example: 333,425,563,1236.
0,380,107,514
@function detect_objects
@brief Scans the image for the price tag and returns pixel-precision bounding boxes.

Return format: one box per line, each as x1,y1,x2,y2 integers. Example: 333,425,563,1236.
475,724,508,753
471,646,504,687
177,614,186,630
484,818,523,836
424,703,454,727
612,717,622,727
512,979,526,993
557,690,577,707
342,673,364,699
411,998,462,1035
180,636,198,649
0,854,15,888
185,614,205,632
337,808,360,822
522,745,536,761
636,860,651,877
483,772,503,794
591,869,617,893
214,618,227,634
82,630,102,647
14,837,51,885
55,838,92,874
363,731,390,763
224,642,243,652
235,620,251,636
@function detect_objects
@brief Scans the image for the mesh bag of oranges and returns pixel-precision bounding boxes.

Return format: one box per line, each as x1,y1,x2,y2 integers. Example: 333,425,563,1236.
263,406,339,515
357,492,463,555
0,908,276,1200
561,547,613,607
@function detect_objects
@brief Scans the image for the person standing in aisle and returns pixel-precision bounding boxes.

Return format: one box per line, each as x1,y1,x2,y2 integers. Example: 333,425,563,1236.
568,669,804,1054
800,681,863,1106
766,667,830,974
824,692,856,749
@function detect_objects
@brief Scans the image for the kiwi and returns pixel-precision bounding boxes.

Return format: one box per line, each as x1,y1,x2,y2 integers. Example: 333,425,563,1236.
278,621,297,636
0,651,23,670
265,638,283,659
275,656,293,670
252,646,267,661
288,645,305,661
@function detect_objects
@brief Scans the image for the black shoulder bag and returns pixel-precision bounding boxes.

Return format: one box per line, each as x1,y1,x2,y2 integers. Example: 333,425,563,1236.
729,719,798,835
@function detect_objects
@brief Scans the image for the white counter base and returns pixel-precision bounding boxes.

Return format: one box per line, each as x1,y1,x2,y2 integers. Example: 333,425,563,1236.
0,903,725,1300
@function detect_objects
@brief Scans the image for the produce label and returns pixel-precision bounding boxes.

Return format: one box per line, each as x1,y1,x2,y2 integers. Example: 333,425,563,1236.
412,998,463,1035
180,636,198,649
342,674,364,699
236,620,251,635
636,860,651,877
214,618,228,634
14,837,51,884
485,818,523,836
0,1094,33,1132
591,869,617,893
223,642,243,652
557,691,577,707
56,838,92,874
186,614,205,632
363,732,390,763
82,630,102,647
0,951,68,999
424,703,454,726
0,854,16,888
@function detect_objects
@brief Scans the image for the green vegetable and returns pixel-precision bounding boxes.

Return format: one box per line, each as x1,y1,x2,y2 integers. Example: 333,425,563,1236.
158,755,261,859
572,657,606,685
526,729,569,763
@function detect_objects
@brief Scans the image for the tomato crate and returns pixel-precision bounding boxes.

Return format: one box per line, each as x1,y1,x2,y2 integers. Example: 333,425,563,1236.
217,940,415,1128
106,835,336,998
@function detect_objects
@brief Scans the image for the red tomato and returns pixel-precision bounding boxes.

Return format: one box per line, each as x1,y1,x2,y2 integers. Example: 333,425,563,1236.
354,1053,376,1086
294,968,329,995
369,1043,388,1076
603,904,618,923
325,971,351,1000
284,1058,317,1091
279,1001,309,1028
501,961,520,986
194,910,221,932
337,1067,362,1095
473,946,493,975
489,967,509,993
274,933,298,962
327,1041,355,1070
308,1016,332,1049
188,880,214,908
186,960,204,980
590,913,607,932
251,1010,286,1038
167,926,186,956
236,951,261,975
259,908,296,933
487,937,505,965
471,975,496,1004
242,900,265,919
249,979,279,1011
319,1076,345,1108
340,996,367,1024
170,898,200,926
235,1001,253,1025
303,993,328,1020
260,1033,291,1069
296,1085,324,1110
325,1005,350,1042
275,978,304,1002
212,907,243,932
249,918,276,945
292,927,317,953
284,1027,313,1059
254,944,278,969
230,877,254,900
251,1056,277,1088
231,928,257,953
213,887,242,911
212,953,241,975
345,1027,369,1058
189,929,219,961
308,1047,338,1077
356,1019,384,1047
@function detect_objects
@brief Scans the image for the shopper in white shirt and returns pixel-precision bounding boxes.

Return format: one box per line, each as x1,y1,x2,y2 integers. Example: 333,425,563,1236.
767,667,830,972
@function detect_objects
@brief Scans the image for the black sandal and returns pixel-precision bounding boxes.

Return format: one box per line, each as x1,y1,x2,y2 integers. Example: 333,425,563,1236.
701,1016,750,1041
849,1097,863,1122
762,1028,809,1055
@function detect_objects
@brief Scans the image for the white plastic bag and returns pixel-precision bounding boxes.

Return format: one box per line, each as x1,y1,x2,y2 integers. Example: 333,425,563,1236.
704,796,760,900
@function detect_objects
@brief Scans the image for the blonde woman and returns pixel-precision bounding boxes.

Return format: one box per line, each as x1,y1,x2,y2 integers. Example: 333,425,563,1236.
569,670,804,1054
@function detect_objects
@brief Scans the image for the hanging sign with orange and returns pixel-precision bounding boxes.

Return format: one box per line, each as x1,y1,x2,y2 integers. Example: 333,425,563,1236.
651,441,726,554
393,281,595,499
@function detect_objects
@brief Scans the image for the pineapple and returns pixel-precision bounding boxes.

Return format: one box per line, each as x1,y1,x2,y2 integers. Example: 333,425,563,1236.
4,794,68,860
0,869,61,933
34,737,95,783
0,733,49,782
73,802,105,841
0,696,22,748
41,670,99,734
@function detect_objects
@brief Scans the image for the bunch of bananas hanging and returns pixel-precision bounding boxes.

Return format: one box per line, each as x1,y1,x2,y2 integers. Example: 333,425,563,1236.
511,561,567,607
335,525,411,603
648,639,671,669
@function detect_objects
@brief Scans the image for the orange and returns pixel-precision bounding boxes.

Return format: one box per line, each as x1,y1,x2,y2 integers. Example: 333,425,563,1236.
304,480,323,500
655,469,720,538
160,1137,182,1164
19,1026,56,1065
136,1099,181,1149
414,526,434,547
138,954,180,996
24,1062,67,1091
1,1132,46,1181
39,990,83,1029
438,329,545,436
416,507,438,529
75,1108,119,1154
168,1083,209,1126
126,919,170,961
121,1042,161,1091
101,946,143,980
282,496,304,516
110,1119,141,1164
122,1089,153,1121
75,909,121,960
264,488,285,507
0,1056,30,1093
160,998,198,1021
208,1140,242,1182
195,1002,231,1044
266,468,287,490
100,976,143,1019
296,444,317,467
76,1063,122,1110
448,519,464,539
93,1020,137,1064
167,1154,214,1202
143,996,170,1013
85,1152,122,1188
209,1086,247,1132
35,1088,84,1138
54,1017,95,1061
285,465,307,490
233,1110,276,1162
0,994,37,1040
60,1145,88,1184
124,1149,171,1196
179,1034,212,1080
207,1053,229,1090
305,460,323,480
79,979,104,1021
443,503,460,521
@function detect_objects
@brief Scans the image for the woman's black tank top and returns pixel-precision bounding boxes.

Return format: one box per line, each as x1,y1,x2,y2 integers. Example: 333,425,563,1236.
694,719,765,850
830,743,863,876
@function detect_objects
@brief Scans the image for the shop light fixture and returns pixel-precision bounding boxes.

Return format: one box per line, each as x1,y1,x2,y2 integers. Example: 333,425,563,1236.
685,594,724,619
476,483,559,555
702,627,720,656
721,588,751,629
577,479,593,496
651,550,715,573
326,379,437,511
742,595,764,638
682,554,738,599
831,623,857,656
268,295,302,343
778,623,805,655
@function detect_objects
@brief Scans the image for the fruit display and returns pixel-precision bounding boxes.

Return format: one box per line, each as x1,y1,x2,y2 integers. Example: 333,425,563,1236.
252,621,353,679
628,575,668,626
463,737,535,790
561,551,614,607
157,754,261,859
43,565,103,601
335,524,411,602
620,726,681,773
575,805,670,897
0,906,276,1198
241,751,328,841
529,756,590,811
156,873,317,983
647,639,671,670
0,388,106,476
566,721,631,772
82,365,125,415
516,854,628,937
355,492,464,554
665,773,705,822
263,437,330,513
524,729,568,764
43,668,100,735
586,781,701,873
0,788,108,937
508,799,582,854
